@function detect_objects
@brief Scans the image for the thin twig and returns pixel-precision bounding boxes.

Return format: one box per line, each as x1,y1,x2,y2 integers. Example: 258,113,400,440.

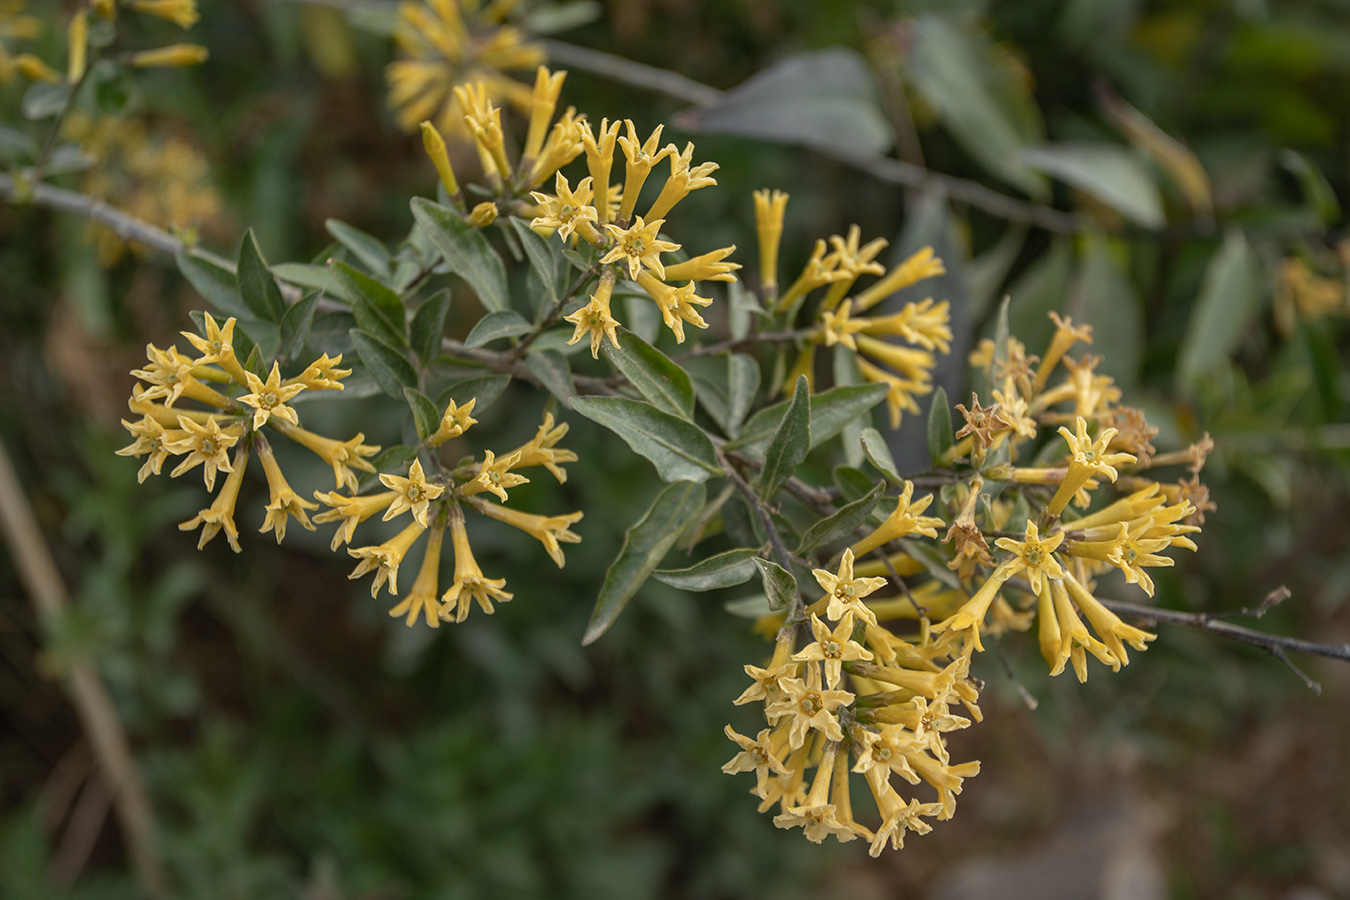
992,636,1039,711
0,439,168,898
538,38,722,106
674,329,815,361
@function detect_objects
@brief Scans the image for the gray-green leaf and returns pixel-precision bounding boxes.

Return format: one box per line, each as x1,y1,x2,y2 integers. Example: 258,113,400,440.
604,328,695,420
236,229,287,324
653,548,760,591
1022,143,1164,229
411,197,509,313
350,328,417,398
796,481,884,554
752,557,797,612
329,259,407,349
465,309,533,349
759,374,811,499
569,396,723,483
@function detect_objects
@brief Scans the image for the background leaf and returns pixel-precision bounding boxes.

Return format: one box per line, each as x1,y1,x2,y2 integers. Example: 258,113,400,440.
1022,143,1165,228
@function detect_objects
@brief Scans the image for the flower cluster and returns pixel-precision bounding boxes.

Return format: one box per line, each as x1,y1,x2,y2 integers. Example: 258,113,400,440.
755,193,952,428
725,310,1216,851
118,314,582,627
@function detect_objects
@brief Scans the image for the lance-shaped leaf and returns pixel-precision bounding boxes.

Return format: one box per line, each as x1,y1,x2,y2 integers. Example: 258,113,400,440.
330,259,407,349
796,481,884,554
583,481,706,645
1021,143,1164,229
726,353,760,437
526,349,575,402
926,386,952,464
350,328,416,398
465,309,532,349
271,262,346,298
653,548,761,591
411,197,509,312
402,387,440,441
752,557,797,612
178,251,249,319
279,289,321,360
570,396,723,483
860,427,901,484
326,218,392,279
236,229,287,324
1176,229,1259,390
729,383,888,456
603,328,695,420
438,373,511,413
759,375,811,499
506,217,568,312
409,289,450,367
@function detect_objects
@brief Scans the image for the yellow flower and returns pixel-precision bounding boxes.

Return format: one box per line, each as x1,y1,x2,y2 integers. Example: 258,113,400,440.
1034,311,1093,392
852,246,946,313
461,448,528,502
130,0,199,28
856,357,930,429
765,663,854,749
258,440,318,543
131,344,230,408
721,725,792,799
453,81,511,180
130,44,208,68
67,11,87,82
419,119,460,197
271,420,380,492
753,188,788,295
645,141,718,221
347,520,427,599
792,614,873,688
993,520,1066,594
178,445,249,552
180,313,248,386
288,353,351,392
617,121,672,223
1046,578,1118,681
529,172,600,245
389,518,446,627
440,506,512,622
14,53,60,83
771,744,859,844
379,458,446,527
472,501,582,567
776,238,846,312
116,414,186,483
579,117,621,223
165,415,241,491
601,216,680,281
522,66,565,164
1045,416,1136,518
526,105,585,187
238,362,305,431
660,246,740,283
812,548,888,627
634,272,712,343
563,269,620,359
313,490,399,551
819,224,888,311
1062,571,1155,666
428,397,478,447
818,299,868,351
850,481,943,559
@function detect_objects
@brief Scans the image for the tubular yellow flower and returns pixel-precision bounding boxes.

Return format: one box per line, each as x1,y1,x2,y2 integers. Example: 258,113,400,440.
993,520,1066,595
180,313,249,386
271,419,380,492
471,500,582,567
601,216,679,281
130,0,199,28
852,246,946,313
634,271,712,343
776,238,845,312
348,520,426,599
313,490,399,551
379,458,446,527
1033,311,1093,393
389,518,445,627
440,505,512,622
428,397,477,447
289,353,351,392
850,481,943,559
646,141,718,221
529,172,601,245
131,344,231,408
522,66,565,164
616,121,671,223
661,246,740,283
130,44,209,68
818,299,868,351
564,268,620,359
855,357,930,429
579,117,621,223
178,444,249,552
166,415,242,491
819,225,888,312
258,440,318,543
772,744,858,844
116,415,186,482
753,189,788,296
239,362,305,431
1045,416,1136,519
793,614,873,688
468,200,497,226
15,54,61,83
527,105,585,187
66,10,87,82
1062,571,1155,666
765,663,853,749
854,335,936,381
721,725,792,799
419,120,460,197
454,82,511,181
1048,578,1118,681
813,549,888,627
861,298,953,354
460,448,528,502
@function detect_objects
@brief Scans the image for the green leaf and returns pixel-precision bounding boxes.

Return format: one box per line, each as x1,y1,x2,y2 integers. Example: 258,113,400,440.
465,309,533,349
350,328,417,398
177,251,248,319
21,82,70,120
410,197,509,312
834,465,877,504
833,344,866,468
796,481,884,554
409,289,450,366
729,383,888,455
686,356,730,432
271,262,346,297
603,328,695,420
860,427,902,482
907,15,1045,196
236,229,287,324
329,259,407,349
569,396,723,483
402,387,440,441
1280,150,1340,225
525,349,575,402
653,548,760,591
751,557,797,612
583,481,706,645
725,353,761,436
1177,229,1259,390
678,48,893,159
926,386,952,464
759,375,811,499
279,289,320,359
724,594,773,619
439,374,511,412
1068,233,1143,387
1022,143,1164,229
506,217,567,311
326,218,392,279
1006,238,1071,354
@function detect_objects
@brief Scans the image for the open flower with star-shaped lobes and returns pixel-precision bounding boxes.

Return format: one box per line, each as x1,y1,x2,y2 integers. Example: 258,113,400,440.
257,440,318,543
440,506,512,622
645,141,719,221
733,638,798,707
793,614,872,688
180,312,247,385
379,458,445,527
238,362,305,431
116,414,186,483
509,411,577,482
850,481,944,559
178,445,249,552
313,490,398,551
993,520,1066,594
635,272,713,343
765,662,854,749
428,397,477,447
389,518,445,627
289,352,351,392
819,299,869,351
131,343,229,408
166,415,241,491
721,725,791,799
471,500,582,567
461,449,528,502
819,224,888,310
347,520,426,599
564,269,620,359
529,172,600,244
601,216,679,281
813,548,889,627
771,744,859,844
271,420,379,493
1045,416,1138,519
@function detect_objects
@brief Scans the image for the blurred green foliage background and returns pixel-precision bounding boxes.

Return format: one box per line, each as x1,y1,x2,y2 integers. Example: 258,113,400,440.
2,1,1349,898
